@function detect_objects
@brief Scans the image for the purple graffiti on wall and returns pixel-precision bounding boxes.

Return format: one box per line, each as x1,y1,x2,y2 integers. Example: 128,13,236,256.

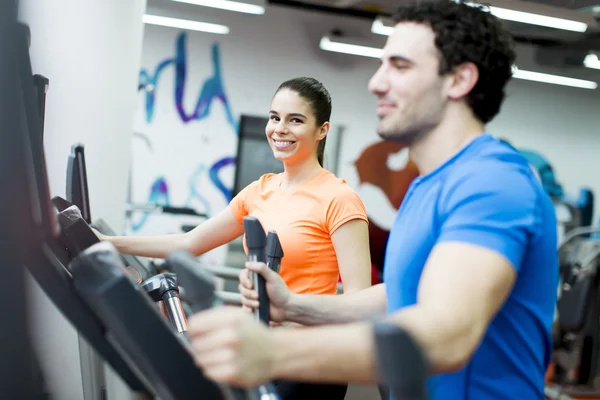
132,31,239,231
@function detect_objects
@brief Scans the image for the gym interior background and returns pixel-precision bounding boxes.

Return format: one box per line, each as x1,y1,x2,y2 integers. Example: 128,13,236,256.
14,0,600,399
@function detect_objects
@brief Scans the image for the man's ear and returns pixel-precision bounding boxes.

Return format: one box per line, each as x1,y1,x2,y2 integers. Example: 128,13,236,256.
447,62,479,100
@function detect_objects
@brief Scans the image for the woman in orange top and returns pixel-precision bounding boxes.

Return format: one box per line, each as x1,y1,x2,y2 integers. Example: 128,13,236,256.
97,77,372,399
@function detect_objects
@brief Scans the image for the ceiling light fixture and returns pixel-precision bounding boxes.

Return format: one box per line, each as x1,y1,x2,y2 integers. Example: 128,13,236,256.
486,5,587,32
142,14,230,34
371,19,394,36
172,0,265,15
511,66,597,89
319,36,383,59
583,53,600,70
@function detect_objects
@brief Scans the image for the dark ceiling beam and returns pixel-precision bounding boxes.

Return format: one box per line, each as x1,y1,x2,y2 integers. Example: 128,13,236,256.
267,0,577,46
267,0,386,19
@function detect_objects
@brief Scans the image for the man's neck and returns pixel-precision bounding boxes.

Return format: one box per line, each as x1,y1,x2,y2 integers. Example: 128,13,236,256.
281,158,322,189
409,110,485,176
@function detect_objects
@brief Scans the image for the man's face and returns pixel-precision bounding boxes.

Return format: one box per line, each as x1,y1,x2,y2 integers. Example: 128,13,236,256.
368,22,448,144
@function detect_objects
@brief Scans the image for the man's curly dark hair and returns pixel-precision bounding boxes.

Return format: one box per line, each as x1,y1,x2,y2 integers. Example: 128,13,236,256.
392,1,516,124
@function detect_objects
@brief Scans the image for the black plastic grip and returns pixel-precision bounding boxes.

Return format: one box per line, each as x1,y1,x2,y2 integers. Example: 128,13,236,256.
266,231,284,274
243,216,270,325
244,216,267,252
92,218,157,279
165,250,219,314
66,144,91,224
56,205,100,258
373,321,428,400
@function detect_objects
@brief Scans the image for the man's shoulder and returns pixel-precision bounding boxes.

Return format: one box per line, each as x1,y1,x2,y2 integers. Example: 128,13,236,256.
448,141,539,195
439,146,550,220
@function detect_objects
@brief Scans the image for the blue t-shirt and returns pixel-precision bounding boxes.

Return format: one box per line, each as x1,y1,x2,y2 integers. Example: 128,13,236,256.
384,134,558,400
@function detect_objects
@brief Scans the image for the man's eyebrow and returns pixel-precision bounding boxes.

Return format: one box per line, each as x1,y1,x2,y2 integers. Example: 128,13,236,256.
387,55,415,64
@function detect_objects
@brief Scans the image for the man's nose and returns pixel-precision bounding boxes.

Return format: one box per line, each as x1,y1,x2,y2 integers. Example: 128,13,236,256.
368,64,389,95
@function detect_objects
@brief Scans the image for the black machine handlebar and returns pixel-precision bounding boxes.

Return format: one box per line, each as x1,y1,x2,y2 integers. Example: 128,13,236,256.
165,250,221,313
52,195,156,281
373,321,429,400
92,217,159,278
266,231,284,274
66,144,91,224
243,216,270,325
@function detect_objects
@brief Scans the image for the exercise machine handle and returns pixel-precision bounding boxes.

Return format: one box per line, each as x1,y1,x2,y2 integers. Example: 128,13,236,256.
141,273,187,335
243,217,270,326
373,321,429,400
165,250,280,400
165,251,221,313
266,231,283,274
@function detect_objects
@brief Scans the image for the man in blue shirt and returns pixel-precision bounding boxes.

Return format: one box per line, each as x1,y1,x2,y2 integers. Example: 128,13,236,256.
186,2,559,399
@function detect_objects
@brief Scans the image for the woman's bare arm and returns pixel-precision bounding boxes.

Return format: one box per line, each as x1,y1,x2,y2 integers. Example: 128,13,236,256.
102,206,244,258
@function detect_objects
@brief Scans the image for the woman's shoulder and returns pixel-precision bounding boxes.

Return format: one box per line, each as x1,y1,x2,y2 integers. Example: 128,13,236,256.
312,169,362,198
317,169,355,187
259,172,281,185
246,172,280,186
251,172,281,191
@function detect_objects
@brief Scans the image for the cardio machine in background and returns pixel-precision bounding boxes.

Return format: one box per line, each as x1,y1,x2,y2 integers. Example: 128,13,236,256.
536,159,600,399
545,223,600,400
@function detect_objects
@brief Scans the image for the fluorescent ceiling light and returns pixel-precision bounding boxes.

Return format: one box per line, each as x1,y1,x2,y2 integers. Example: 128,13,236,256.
486,5,587,32
371,2,589,35
320,37,598,90
583,53,600,70
371,19,394,36
142,14,229,34
511,66,597,89
172,0,265,15
319,37,383,59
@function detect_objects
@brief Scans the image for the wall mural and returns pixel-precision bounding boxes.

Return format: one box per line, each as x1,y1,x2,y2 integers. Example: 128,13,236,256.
132,32,238,237
139,32,238,130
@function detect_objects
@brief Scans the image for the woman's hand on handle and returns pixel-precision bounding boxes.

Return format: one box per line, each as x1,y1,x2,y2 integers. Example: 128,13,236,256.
238,261,291,323
91,227,107,241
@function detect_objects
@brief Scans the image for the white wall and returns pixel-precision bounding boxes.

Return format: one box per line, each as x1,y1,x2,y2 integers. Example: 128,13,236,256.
19,0,147,399
136,2,600,238
490,78,600,220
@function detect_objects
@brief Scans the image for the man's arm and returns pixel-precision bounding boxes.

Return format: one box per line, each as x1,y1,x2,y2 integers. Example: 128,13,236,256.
269,242,516,383
239,263,386,325
285,283,387,326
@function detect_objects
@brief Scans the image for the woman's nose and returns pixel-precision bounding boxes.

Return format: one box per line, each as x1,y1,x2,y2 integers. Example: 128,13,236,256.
274,124,289,135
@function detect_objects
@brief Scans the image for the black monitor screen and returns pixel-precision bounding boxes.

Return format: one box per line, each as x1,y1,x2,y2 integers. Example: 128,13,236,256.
232,115,283,198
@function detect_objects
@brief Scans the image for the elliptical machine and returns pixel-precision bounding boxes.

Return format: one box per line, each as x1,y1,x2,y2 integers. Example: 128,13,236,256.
546,224,600,399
